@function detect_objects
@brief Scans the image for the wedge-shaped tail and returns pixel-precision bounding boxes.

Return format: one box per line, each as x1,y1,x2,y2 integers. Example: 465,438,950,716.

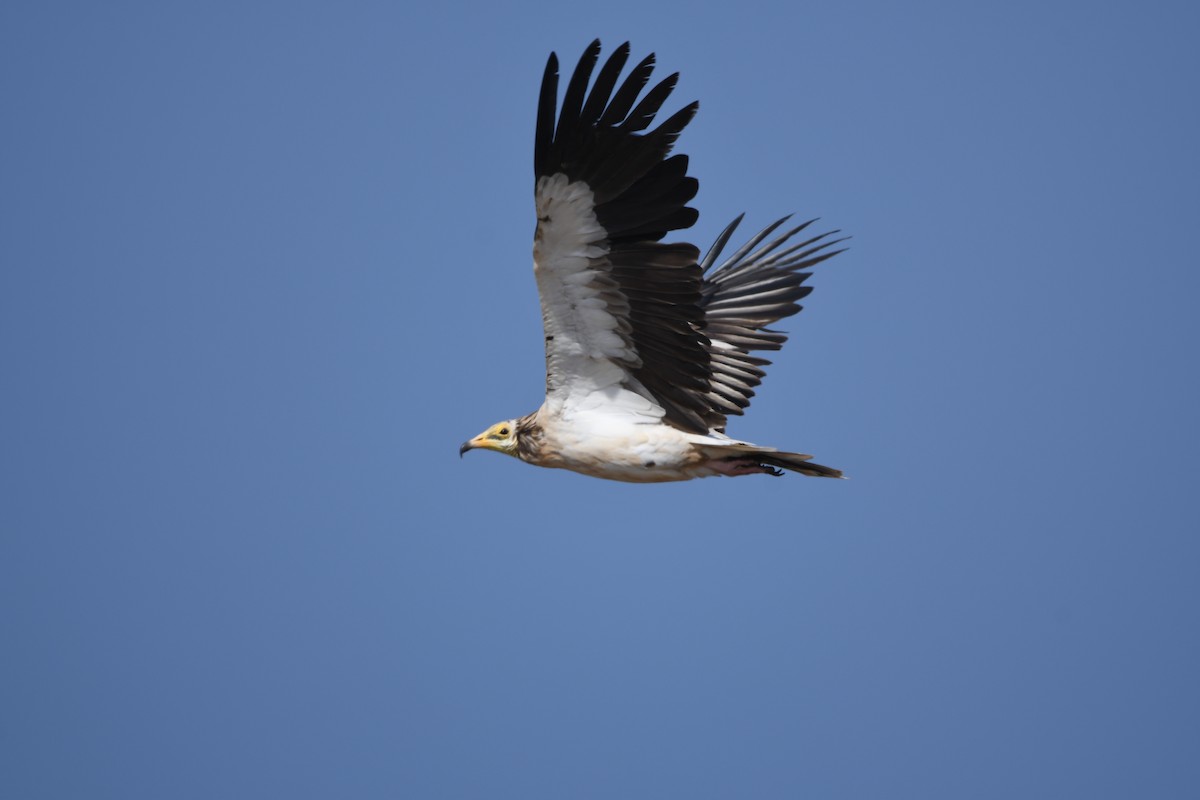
754,450,845,479
698,440,845,479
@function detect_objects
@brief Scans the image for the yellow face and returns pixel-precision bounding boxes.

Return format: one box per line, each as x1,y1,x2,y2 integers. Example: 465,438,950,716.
460,420,519,458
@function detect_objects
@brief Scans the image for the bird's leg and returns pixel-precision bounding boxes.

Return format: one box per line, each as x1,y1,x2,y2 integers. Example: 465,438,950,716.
712,457,784,477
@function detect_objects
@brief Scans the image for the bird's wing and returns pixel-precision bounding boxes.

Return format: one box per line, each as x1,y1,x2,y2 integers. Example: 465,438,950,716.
533,40,718,433
697,215,848,430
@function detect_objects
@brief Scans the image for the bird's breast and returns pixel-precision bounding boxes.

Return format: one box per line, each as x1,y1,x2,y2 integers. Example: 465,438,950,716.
533,417,705,483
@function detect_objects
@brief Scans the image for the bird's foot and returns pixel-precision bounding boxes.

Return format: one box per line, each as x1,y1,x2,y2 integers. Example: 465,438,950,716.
713,458,785,477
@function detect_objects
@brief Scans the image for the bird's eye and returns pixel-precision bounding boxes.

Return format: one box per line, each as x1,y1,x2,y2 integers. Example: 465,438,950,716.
498,427,510,436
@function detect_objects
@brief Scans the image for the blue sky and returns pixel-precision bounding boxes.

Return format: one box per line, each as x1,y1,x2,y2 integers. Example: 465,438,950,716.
3,1,1198,797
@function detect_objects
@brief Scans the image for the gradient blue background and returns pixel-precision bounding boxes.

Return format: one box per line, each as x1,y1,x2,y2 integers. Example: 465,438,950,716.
3,1,1198,797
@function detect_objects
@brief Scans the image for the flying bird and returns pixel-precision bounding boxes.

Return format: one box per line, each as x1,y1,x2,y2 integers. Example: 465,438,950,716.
461,40,847,482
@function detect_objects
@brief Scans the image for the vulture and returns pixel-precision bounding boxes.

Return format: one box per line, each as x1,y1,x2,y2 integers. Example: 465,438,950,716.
461,40,847,482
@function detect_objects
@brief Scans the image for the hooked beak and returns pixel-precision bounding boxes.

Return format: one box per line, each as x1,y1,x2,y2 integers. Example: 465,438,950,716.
459,434,485,458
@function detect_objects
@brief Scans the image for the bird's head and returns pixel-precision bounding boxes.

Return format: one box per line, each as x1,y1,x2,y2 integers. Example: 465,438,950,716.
460,420,520,458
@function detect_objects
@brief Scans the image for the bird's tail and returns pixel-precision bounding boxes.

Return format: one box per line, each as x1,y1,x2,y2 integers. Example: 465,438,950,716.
756,451,845,479
700,441,846,479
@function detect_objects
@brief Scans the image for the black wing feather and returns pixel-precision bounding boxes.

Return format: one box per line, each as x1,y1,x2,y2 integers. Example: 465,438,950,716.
699,216,848,428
